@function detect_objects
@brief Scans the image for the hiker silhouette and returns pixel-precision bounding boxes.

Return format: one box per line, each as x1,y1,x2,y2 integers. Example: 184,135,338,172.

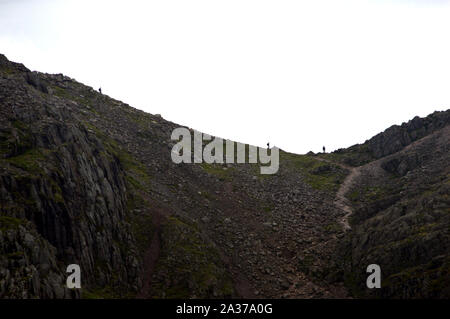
98,87,102,94
267,142,270,149
323,146,326,153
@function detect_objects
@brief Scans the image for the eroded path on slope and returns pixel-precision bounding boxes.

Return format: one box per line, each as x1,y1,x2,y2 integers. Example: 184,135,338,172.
334,165,360,231
316,157,361,231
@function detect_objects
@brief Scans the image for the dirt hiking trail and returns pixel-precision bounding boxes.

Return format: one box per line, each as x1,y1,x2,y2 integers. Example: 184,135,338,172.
316,157,361,231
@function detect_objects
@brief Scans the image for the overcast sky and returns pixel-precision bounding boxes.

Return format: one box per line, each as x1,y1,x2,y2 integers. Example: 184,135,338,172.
1,0,449,154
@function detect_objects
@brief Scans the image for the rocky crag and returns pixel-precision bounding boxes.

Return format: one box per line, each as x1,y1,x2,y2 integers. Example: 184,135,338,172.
0,54,448,298
320,111,449,298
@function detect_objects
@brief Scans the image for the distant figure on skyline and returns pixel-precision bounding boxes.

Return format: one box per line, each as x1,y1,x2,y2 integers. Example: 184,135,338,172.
98,87,102,94
267,142,270,149
323,146,326,153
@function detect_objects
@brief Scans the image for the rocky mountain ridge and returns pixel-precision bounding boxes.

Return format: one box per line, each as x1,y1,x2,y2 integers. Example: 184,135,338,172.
0,54,448,298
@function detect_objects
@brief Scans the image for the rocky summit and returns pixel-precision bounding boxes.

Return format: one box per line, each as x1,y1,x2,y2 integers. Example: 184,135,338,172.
0,54,448,299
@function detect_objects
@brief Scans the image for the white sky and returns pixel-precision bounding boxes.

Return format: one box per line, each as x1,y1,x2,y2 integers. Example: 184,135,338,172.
1,0,449,154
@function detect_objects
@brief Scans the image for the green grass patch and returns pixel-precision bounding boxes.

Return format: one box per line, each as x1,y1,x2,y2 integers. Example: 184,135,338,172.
0,120,33,157
5,148,45,174
324,222,342,233
200,163,233,181
280,151,347,192
52,85,93,108
348,186,389,203
0,64,16,75
0,216,26,231
81,287,116,299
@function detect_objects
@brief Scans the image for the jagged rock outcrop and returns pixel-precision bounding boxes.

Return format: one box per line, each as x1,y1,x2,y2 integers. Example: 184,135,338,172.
332,110,449,167
367,111,449,159
0,54,143,297
0,217,76,298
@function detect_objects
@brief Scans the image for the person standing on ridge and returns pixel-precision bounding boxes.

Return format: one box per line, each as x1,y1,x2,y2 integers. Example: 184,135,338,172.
323,146,326,153
99,87,102,94
267,142,270,149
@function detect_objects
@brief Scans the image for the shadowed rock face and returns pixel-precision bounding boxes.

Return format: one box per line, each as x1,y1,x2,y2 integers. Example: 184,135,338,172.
0,53,448,299
0,55,141,297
